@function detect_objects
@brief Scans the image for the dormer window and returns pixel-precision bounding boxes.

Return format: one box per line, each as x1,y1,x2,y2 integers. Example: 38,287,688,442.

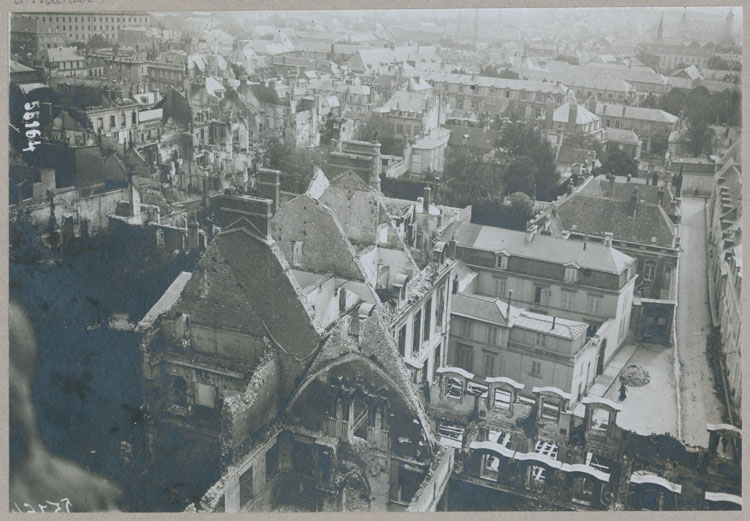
496,255,508,270
564,267,578,283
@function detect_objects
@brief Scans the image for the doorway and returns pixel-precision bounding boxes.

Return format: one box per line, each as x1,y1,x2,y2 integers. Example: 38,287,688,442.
596,339,607,376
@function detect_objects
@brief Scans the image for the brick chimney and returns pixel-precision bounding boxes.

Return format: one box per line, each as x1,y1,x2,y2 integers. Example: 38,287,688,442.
567,101,578,133
604,232,613,247
257,168,281,213
212,194,274,240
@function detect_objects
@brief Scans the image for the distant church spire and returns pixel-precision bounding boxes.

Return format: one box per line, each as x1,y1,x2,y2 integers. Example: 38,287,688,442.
656,12,663,42
722,8,735,45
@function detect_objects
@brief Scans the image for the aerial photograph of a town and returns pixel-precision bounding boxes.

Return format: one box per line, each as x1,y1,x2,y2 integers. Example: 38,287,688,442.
8,5,743,513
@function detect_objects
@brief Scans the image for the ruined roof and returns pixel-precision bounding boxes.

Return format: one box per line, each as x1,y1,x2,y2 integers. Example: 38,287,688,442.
297,308,437,446
448,220,633,274
101,153,129,184
271,194,369,282
136,272,192,332
172,237,267,336
173,220,324,359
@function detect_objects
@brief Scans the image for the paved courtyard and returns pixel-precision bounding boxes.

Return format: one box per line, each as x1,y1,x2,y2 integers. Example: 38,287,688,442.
600,343,679,437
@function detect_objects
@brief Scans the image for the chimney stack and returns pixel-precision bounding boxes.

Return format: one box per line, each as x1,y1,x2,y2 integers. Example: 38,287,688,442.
507,289,513,316
448,235,457,258
587,96,597,114
525,224,537,242
423,186,431,213
257,168,281,213
552,316,556,329
630,187,640,217
604,232,613,247
567,101,578,133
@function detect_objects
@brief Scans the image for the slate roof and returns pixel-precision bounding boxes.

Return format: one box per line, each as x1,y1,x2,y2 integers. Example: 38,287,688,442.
553,103,599,125
555,194,676,248
422,71,567,94
446,125,500,152
453,292,588,340
448,219,633,274
512,309,588,340
381,90,432,113
604,128,640,145
10,60,35,73
665,76,695,90
580,177,675,211
521,70,632,93
46,47,84,63
556,145,595,165
451,292,514,326
173,236,266,336
595,102,678,123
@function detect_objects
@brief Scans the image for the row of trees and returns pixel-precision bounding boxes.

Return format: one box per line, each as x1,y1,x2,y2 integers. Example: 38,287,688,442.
642,85,740,156
661,86,741,156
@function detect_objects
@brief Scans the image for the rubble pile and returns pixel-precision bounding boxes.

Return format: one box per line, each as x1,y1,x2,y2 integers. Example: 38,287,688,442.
619,365,650,387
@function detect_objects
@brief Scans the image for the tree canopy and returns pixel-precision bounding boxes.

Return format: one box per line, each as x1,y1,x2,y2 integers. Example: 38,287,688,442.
685,119,715,157
496,122,557,200
707,55,740,71
598,149,638,177
471,192,535,230
660,86,741,127
86,34,110,49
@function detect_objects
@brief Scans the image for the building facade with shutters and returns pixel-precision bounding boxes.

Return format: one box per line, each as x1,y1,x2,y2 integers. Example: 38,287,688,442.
443,219,637,379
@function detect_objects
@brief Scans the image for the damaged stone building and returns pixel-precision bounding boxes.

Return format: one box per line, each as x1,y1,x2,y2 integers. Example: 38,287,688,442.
137,162,740,513
137,163,462,510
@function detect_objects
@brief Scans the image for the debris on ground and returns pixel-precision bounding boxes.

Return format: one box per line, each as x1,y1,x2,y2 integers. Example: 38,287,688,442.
619,365,651,387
